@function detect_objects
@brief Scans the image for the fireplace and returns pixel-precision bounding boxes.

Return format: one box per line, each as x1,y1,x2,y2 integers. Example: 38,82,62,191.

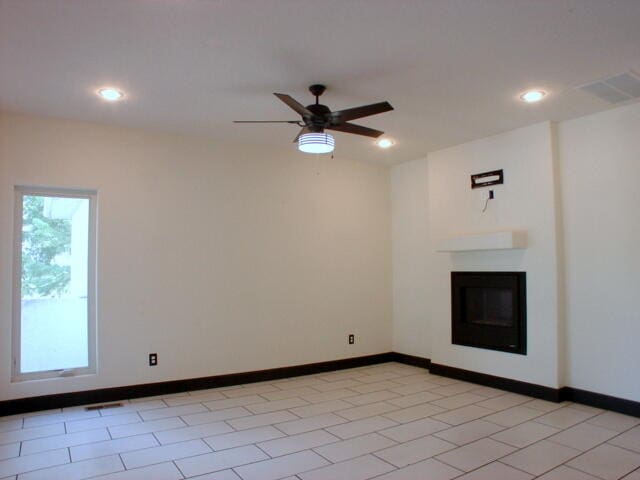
451,272,526,354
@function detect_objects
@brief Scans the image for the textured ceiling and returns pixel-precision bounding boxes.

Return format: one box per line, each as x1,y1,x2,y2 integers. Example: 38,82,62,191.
1,0,640,164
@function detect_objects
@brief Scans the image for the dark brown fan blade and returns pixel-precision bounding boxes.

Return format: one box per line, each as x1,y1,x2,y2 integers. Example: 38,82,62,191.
326,122,384,138
293,126,311,143
274,93,312,117
330,101,393,123
233,120,300,123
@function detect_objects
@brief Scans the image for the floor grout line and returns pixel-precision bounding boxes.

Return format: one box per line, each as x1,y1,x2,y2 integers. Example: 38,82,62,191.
2,364,640,479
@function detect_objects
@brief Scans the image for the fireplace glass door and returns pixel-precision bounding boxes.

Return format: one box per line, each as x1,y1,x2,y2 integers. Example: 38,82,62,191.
451,272,526,354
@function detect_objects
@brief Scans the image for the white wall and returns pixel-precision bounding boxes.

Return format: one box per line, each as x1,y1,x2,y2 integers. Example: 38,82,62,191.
392,103,640,401
392,122,562,388
558,102,640,401
4,101,639,404
391,159,431,357
0,112,392,401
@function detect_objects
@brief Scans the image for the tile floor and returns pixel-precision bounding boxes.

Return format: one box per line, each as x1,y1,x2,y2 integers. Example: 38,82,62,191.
1,362,640,479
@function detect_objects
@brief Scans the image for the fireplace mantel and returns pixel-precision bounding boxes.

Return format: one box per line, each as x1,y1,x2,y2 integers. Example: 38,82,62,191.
436,230,527,252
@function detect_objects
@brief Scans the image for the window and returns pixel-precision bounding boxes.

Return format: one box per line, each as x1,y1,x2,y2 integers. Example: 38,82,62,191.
13,187,97,380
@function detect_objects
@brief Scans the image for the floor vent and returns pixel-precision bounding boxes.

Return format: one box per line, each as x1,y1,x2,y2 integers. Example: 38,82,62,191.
578,71,640,104
85,402,124,411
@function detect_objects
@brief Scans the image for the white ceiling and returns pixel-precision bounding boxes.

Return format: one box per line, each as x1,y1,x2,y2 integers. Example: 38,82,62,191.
1,0,640,164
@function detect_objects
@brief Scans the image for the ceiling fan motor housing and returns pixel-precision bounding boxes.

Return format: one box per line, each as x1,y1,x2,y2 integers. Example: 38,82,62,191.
305,103,332,132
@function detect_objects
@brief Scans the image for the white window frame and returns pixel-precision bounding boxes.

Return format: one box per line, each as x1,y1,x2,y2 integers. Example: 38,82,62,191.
12,186,98,382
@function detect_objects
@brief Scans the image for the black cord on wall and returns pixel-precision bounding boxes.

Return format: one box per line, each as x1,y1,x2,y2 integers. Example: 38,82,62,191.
482,190,494,213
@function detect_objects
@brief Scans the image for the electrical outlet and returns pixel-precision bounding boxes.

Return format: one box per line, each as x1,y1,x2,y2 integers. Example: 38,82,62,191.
348,334,355,345
149,353,157,366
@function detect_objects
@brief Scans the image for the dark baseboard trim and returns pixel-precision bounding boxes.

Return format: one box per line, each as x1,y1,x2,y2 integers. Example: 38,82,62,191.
389,352,431,369
0,352,394,417
395,356,640,418
4,352,639,418
428,362,561,402
561,387,640,418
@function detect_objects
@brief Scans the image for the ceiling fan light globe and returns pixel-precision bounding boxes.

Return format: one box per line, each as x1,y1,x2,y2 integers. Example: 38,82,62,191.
298,133,335,154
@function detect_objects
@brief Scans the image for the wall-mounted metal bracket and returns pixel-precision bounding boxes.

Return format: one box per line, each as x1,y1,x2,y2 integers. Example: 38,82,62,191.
471,169,503,189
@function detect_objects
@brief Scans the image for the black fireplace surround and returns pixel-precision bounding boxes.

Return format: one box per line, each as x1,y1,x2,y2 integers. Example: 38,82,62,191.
451,272,526,355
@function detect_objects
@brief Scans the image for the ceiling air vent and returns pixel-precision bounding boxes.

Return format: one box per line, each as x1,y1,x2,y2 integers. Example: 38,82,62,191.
578,72,640,104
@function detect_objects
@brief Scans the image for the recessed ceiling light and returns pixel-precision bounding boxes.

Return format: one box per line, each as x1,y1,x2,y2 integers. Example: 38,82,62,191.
520,90,546,103
376,138,395,149
97,88,124,102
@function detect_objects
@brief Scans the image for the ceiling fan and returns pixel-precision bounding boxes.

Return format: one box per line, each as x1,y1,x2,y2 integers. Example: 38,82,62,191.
234,84,393,153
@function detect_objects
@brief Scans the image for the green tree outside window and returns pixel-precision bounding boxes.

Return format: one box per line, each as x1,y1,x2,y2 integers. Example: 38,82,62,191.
21,195,71,297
